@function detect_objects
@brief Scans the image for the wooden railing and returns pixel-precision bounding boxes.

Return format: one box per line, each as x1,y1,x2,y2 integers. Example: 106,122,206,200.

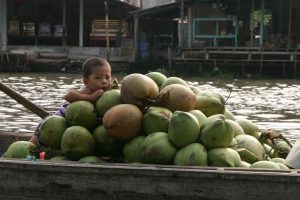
174,47,300,76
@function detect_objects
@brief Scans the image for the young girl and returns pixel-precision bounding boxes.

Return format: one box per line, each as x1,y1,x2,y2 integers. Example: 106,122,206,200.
30,57,113,145
65,57,112,103
53,57,112,117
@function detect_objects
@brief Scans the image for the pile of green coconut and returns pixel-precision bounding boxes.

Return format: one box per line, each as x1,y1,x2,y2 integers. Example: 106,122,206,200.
3,72,294,169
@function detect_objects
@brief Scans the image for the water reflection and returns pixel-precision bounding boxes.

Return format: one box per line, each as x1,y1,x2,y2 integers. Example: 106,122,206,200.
0,73,300,142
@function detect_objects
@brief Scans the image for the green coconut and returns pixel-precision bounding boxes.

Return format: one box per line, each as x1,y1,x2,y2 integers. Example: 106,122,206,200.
188,110,207,128
61,126,95,160
276,163,289,170
238,161,251,168
5,141,37,159
141,132,177,165
276,141,292,159
1,152,6,158
38,115,68,149
123,136,146,163
269,157,285,164
142,106,172,135
263,144,275,158
224,108,236,120
201,114,226,128
189,85,201,95
226,119,245,137
208,147,242,167
158,84,196,112
93,125,123,157
120,73,159,108
236,148,259,164
174,143,208,166
235,118,259,139
145,72,167,88
200,117,234,149
229,138,238,150
197,91,226,104
250,160,281,170
103,104,143,141
199,114,226,135
168,111,200,148
160,76,189,90
78,155,104,163
65,101,97,130
235,134,265,164
96,89,123,117
50,156,69,161
195,94,225,117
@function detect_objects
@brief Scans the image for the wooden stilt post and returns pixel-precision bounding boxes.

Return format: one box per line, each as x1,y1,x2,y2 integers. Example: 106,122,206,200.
79,0,83,47
168,46,172,73
179,0,184,50
288,2,292,48
104,1,110,61
250,0,254,47
134,15,139,60
242,62,246,76
259,53,263,76
62,0,66,48
294,49,297,78
259,0,265,47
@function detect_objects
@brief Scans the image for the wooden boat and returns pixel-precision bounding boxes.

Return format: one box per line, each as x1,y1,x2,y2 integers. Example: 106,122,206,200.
1,77,300,200
1,132,300,200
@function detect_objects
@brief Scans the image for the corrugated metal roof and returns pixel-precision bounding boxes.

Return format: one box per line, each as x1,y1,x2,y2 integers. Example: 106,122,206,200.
129,1,181,17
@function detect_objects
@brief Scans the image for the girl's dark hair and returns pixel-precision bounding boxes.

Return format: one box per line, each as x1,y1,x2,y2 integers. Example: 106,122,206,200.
82,58,111,78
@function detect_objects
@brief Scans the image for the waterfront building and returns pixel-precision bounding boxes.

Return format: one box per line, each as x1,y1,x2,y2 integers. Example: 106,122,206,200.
0,0,139,72
1,0,300,77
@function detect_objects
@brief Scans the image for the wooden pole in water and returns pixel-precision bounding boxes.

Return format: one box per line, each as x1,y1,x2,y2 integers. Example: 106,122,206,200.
0,82,49,119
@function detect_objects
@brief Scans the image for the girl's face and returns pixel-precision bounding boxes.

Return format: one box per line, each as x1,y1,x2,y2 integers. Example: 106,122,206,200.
83,66,112,92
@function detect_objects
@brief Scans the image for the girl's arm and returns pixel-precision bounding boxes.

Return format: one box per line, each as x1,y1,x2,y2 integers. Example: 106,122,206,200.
64,89,104,103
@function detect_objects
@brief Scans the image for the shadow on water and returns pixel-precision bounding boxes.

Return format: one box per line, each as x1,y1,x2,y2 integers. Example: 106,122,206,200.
1,73,300,142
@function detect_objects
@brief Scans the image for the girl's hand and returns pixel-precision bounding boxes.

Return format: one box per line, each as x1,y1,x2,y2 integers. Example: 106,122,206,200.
90,89,104,102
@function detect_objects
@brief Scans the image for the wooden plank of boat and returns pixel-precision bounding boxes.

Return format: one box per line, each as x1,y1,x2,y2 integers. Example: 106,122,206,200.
0,132,300,200
0,158,299,200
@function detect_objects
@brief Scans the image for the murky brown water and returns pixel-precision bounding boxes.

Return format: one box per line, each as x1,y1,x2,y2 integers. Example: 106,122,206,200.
1,72,300,142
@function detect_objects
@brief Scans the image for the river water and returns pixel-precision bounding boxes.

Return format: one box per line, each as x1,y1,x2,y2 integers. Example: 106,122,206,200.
1,72,300,143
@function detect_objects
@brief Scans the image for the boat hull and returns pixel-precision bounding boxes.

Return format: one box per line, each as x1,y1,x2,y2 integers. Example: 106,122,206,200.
0,159,300,200
1,132,300,200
